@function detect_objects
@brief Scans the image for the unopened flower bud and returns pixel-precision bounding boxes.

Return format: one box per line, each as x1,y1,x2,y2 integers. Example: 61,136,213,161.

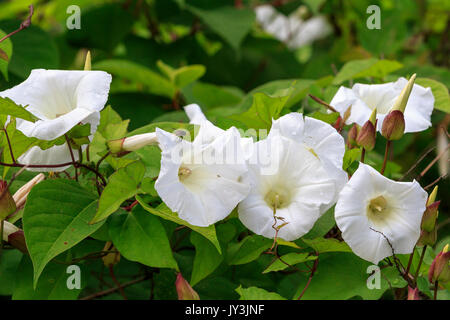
2,220,18,242
0,180,16,220
428,244,450,284
13,173,45,210
8,229,28,254
343,105,352,123
84,51,91,71
427,186,438,206
333,116,343,131
421,201,440,233
108,133,158,154
407,286,420,300
356,120,376,151
348,124,359,147
102,241,120,267
1,221,27,253
381,110,405,141
175,273,200,300
392,74,416,113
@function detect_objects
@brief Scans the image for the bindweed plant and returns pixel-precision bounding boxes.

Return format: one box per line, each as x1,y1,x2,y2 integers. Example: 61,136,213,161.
0,0,448,301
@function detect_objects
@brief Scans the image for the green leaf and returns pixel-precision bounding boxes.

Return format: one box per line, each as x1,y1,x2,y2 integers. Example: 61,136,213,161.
0,29,12,80
227,235,272,265
12,255,85,300
128,121,195,139
290,252,393,299
187,6,255,51
303,208,336,239
22,179,102,287
263,253,317,273
66,3,134,51
181,82,244,109
0,249,22,295
236,286,286,300
190,231,223,286
90,161,146,224
332,59,403,85
301,237,352,253
0,22,58,79
0,97,36,122
137,197,221,254
343,147,362,170
157,60,206,89
93,59,176,98
415,77,450,113
230,87,294,130
108,206,178,270
307,111,340,125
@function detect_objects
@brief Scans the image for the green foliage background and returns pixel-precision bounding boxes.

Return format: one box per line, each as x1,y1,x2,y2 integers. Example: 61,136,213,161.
0,0,449,300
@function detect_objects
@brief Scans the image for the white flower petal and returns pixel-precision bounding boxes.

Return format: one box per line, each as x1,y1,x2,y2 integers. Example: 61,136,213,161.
155,127,250,227
238,135,336,241
269,113,348,211
17,144,78,172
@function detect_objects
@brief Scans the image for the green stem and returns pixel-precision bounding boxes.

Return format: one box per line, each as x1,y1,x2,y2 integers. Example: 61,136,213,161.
361,148,366,163
380,140,391,175
414,245,427,283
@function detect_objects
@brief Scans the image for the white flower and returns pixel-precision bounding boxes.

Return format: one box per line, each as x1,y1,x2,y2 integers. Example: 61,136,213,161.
184,104,254,159
255,5,332,49
154,126,250,227
268,113,348,212
0,69,112,171
335,163,428,264
238,134,336,241
330,77,434,133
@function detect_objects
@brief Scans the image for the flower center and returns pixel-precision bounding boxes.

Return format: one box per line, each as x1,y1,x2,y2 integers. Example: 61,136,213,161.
264,188,291,210
178,167,192,181
367,195,391,225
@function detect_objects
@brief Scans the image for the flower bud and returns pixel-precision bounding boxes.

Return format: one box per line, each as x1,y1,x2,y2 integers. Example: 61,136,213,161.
102,241,120,267
175,273,200,300
381,110,405,141
407,286,420,300
8,229,28,254
428,244,450,284
84,51,91,71
107,133,158,154
356,121,376,151
392,73,416,113
348,124,359,147
0,180,16,220
13,173,45,210
427,185,438,206
2,220,18,242
421,201,440,233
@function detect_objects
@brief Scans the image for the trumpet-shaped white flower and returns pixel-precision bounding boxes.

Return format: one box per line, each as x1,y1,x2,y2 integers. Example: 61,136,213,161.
335,163,428,264
238,134,336,241
268,113,348,212
330,77,434,133
255,5,332,49
0,69,112,171
154,126,250,227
